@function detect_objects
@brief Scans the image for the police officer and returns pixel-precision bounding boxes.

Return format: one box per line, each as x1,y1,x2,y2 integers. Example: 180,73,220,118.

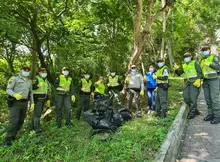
173,53,202,119
107,70,121,106
94,75,106,100
54,67,75,128
153,58,169,118
3,66,34,146
31,68,50,134
75,72,93,120
125,65,144,117
200,46,220,124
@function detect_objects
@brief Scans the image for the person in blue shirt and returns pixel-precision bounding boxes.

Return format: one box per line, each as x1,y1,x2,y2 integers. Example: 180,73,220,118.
145,65,157,114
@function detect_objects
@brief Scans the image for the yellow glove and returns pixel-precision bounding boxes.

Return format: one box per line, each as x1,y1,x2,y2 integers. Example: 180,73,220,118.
30,104,35,112
193,79,201,88
173,64,180,70
125,77,130,83
144,76,147,81
13,92,23,100
81,88,86,92
204,60,210,66
91,92,94,97
71,95,76,102
45,100,51,108
153,75,157,80
154,87,158,92
140,90,144,96
38,82,44,87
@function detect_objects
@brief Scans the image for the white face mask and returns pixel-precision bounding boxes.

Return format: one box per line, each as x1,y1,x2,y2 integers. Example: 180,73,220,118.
110,72,116,76
85,75,90,79
62,71,69,76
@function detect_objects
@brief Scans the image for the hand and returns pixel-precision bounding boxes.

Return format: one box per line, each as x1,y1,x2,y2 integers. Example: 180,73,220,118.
45,100,51,108
154,87,158,92
71,95,76,102
140,90,144,96
38,82,44,87
153,75,157,80
173,64,180,70
30,104,35,112
81,88,86,92
59,84,65,88
144,76,147,81
193,79,201,88
204,60,210,66
91,92,94,97
125,77,130,83
13,92,23,100
120,90,125,95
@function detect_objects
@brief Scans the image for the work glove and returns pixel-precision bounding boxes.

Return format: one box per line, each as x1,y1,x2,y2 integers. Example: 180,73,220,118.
125,77,130,83
38,82,44,87
13,92,23,100
144,76,147,81
204,60,210,66
91,92,94,97
71,95,76,102
45,100,51,108
81,88,86,92
153,75,157,80
193,79,201,88
140,90,144,96
173,64,180,70
154,87,158,92
30,104,35,112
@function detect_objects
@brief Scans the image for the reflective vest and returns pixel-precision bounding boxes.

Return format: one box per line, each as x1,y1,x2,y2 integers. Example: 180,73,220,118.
156,66,169,83
182,60,198,82
107,75,119,87
57,75,72,91
81,78,92,92
33,76,49,94
200,55,218,79
94,80,105,94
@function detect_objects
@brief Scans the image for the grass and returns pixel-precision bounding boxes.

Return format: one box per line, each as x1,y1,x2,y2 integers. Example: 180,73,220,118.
0,79,183,162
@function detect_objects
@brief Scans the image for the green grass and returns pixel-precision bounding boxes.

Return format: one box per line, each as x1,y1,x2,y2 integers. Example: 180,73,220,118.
0,79,183,162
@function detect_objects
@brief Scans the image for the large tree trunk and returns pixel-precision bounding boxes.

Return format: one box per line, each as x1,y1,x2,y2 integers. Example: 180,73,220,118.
160,0,166,58
127,0,174,72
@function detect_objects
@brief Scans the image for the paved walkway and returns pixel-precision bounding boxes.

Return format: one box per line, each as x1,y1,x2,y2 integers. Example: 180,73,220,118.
179,90,220,162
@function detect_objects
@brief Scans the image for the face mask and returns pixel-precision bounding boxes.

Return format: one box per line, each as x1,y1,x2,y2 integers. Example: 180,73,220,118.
131,69,136,74
41,73,47,78
85,75,90,79
110,72,116,76
62,71,69,76
158,62,164,67
202,51,209,56
22,71,30,77
149,68,154,72
184,57,191,63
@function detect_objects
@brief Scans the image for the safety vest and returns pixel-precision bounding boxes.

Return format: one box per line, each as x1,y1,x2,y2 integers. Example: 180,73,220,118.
182,60,198,82
57,75,72,91
156,66,169,83
200,54,218,79
94,80,105,95
81,78,92,92
33,76,49,94
107,75,119,87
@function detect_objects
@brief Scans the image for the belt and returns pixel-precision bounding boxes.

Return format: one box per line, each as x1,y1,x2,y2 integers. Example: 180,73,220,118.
15,99,28,102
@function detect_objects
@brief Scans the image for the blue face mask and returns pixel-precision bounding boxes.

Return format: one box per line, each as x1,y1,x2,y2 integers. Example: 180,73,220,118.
184,57,191,63
40,73,47,78
62,71,69,76
149,68,154,72
131,69,136,74
158,62,164,67
22,71,30,77
202,51,209,56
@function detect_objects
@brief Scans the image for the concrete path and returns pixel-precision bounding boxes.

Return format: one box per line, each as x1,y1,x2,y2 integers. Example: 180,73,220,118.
179,90,220,162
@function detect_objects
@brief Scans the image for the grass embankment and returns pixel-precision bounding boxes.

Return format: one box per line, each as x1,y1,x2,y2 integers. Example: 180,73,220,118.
0,79,183,162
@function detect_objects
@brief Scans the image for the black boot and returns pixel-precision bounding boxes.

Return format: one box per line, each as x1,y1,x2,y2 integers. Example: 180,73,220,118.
210,117,220,124
187,113,196,119
204,114,214,121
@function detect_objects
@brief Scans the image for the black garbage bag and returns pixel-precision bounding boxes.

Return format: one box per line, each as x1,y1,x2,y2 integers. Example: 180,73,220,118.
118,108,132,121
